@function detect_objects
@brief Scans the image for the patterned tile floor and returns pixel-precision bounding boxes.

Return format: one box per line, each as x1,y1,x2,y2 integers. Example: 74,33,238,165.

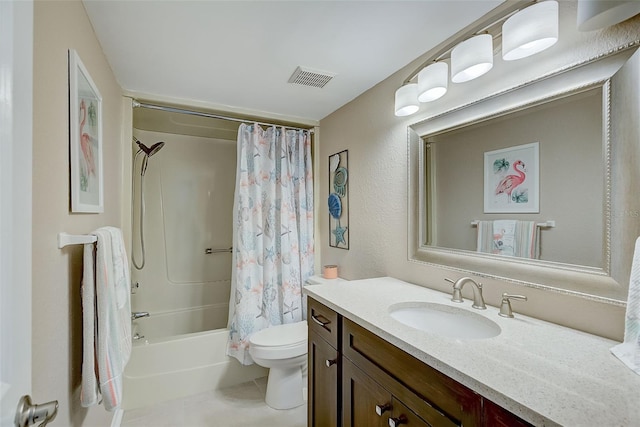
121,377,306,427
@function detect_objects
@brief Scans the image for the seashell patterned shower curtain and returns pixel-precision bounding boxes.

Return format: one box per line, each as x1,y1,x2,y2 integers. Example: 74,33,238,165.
226,123,314,365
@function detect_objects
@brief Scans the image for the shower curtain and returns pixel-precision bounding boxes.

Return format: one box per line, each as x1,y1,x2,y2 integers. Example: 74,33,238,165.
227,123,314,365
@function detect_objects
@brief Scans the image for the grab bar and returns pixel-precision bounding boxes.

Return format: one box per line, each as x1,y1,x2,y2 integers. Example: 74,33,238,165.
205,247,233,254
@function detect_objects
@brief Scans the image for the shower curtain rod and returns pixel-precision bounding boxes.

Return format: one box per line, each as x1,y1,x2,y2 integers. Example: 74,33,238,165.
132,100,315,133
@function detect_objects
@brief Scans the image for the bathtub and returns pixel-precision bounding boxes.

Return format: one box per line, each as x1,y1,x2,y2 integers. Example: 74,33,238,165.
122,327,267,410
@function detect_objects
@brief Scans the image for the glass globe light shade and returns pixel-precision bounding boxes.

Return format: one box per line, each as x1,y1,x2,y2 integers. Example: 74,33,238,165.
502,1,559,61
394,83,419,117
451,34,493,83
417,62,448,102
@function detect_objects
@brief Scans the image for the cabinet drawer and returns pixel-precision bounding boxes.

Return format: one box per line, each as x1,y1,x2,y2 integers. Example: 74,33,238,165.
308,298,340,348
390,398,431,427
343,318,481,426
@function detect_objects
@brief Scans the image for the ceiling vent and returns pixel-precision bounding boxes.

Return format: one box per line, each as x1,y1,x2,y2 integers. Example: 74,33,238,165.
288,66,335,89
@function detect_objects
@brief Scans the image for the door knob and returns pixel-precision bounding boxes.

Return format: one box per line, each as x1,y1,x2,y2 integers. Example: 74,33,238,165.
325,358,338,367
15,395,58,427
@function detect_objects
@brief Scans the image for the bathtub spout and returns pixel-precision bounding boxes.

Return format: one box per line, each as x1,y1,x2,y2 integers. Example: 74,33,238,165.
131,311,150,320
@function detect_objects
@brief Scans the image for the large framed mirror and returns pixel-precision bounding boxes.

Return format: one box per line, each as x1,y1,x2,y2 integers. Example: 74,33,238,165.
408,47,640,304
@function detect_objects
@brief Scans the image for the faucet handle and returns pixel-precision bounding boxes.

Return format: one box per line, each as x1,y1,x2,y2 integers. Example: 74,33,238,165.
444,278,455,285
499,293,527,318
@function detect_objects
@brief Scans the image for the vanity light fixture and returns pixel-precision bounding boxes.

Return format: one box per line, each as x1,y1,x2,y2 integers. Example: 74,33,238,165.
394,83,420,117
502,0,559,61
417,62,448,102
577,0,640,31
451,34,494,83
393,0,565,117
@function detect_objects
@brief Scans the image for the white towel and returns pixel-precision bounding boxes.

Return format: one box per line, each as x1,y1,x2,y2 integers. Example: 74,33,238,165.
476,220,538,259
611,236,640,375
81,227,132,410
80,242,100,407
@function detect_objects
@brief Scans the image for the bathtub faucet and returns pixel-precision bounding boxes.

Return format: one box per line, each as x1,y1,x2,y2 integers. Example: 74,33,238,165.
131,311,150,320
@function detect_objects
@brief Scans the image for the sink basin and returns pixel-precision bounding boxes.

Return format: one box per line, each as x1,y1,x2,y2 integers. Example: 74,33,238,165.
389,302,501,340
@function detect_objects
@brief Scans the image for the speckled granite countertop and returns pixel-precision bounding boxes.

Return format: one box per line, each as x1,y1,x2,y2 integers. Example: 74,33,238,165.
304,276,640,426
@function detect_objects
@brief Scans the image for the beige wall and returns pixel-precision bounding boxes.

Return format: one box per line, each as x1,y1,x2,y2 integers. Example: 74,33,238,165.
33,1,123,425
319,5,640,340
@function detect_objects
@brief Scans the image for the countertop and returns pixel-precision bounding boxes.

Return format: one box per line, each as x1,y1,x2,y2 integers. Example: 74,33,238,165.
304,276,640,426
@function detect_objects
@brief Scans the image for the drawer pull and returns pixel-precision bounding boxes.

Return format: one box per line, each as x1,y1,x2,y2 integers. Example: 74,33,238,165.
311,314,331,327
325,358,338,368
375,403,392,416
388,415,408,427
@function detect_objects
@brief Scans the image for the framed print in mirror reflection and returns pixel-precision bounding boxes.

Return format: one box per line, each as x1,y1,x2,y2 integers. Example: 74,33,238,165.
484,142,539,213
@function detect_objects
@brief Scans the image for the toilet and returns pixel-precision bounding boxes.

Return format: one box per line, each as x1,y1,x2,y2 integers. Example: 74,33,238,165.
249,320,308,410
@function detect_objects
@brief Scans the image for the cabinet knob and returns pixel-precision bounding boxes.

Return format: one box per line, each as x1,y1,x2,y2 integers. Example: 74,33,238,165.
375,403,392,416
325,358,338,368
388,415,408,427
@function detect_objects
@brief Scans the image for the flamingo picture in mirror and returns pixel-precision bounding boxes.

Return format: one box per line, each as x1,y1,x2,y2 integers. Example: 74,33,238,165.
484,142,539,213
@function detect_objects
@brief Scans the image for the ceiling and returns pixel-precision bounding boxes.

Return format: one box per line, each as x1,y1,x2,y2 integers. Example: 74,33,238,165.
83,0,503,123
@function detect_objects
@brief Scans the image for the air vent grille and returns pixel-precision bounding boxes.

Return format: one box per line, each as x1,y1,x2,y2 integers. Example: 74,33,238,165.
288,66,335,88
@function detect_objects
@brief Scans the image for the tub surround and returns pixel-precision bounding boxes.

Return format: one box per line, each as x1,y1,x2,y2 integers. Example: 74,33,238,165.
123,329,266,410
305,277,640,426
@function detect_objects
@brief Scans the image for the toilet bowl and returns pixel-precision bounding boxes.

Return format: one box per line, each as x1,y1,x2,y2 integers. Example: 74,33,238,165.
249,321,308,410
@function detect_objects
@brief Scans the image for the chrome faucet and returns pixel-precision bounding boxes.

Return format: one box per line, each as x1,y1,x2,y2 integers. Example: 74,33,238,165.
445,277,486,310
131,311,150,320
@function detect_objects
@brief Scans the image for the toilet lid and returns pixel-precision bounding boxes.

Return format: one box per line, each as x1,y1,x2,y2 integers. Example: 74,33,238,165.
250,321,307,347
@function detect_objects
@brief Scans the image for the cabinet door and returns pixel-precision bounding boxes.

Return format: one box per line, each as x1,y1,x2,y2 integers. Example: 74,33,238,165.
343,358,391,427
388,398,431,427
308,330,339,427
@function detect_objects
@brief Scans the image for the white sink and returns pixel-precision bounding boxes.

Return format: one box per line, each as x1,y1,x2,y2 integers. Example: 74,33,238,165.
389,302,501,340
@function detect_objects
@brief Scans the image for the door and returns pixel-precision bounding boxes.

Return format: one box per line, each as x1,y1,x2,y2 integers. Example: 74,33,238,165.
342,358,391,427
308,330,339,427
0,1,34,425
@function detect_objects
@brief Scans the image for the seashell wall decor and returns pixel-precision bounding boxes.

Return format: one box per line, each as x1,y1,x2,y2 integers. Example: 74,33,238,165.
328,150,349,249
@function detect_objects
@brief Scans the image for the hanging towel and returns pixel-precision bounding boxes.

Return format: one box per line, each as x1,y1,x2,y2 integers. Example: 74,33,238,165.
477,220,538,259
80,241,100,407
81,227,132,411
611,236,640,375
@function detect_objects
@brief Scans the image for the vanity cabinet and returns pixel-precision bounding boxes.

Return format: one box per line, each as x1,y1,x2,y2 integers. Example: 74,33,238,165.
308,298,341,427
308,297,533,427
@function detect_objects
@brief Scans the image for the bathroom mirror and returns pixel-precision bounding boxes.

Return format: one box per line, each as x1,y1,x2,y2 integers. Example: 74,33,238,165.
408,47,640,303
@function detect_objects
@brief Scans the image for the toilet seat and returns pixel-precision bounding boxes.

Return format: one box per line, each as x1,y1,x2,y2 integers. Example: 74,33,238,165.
249,321,308,360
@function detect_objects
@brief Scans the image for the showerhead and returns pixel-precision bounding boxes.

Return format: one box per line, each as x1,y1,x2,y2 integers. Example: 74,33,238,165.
136,140,165,157
134,139,165,176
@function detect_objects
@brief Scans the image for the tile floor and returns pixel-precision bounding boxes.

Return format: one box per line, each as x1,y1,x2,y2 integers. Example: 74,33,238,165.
121,377,307,427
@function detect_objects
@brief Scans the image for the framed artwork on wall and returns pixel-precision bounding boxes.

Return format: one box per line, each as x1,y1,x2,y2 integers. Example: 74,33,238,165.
328,150,349,249
484,142,539,213
69,49,103,213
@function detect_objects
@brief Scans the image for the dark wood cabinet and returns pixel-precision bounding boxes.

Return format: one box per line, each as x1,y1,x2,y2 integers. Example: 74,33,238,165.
307,297,533,427
389,398,432,427
308,298,341,427
483,399,534,427
343,358,390,427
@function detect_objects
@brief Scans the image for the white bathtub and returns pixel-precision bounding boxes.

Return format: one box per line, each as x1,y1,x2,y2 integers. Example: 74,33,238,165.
122,328,266,410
